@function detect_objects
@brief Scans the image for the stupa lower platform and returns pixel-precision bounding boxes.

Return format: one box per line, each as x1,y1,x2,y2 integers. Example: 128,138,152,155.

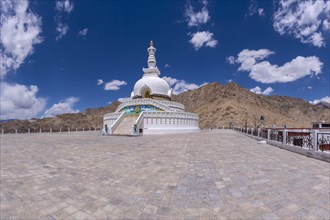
104,98,199,135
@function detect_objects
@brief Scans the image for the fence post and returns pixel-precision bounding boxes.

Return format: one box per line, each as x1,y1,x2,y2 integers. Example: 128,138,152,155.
283,129,287,145
40,129,42,133
68,128,70,132
76,128,78,132
83,128,84,132
258,128,260,137
59,128,62,133
267,129,271,141
28,129,30,134
15,129,17,134
50,128,52,133
312,130,318,151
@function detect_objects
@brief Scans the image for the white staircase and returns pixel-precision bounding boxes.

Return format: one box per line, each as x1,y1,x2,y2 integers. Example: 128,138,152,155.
112,114,139,135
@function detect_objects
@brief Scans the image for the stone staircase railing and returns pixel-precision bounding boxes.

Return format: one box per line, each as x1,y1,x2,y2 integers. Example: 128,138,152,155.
110,112,125,134
132,112,145,135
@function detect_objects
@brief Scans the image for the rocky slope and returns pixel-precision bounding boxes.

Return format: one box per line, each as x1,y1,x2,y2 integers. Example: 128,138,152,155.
172,82,330,128
0,102,120,133
1,82,329,132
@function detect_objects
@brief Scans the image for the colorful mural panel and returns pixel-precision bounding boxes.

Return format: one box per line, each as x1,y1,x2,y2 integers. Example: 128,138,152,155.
122,105,159,114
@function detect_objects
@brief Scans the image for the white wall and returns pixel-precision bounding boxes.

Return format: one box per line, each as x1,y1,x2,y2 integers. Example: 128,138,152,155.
142,117,199,134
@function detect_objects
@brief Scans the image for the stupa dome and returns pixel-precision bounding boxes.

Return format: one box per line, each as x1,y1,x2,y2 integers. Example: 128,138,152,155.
133,74,171,98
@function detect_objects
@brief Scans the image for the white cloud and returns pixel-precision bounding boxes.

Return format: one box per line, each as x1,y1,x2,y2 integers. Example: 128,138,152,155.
258,8,265,16
163,76,208,94
55,0,74,13
310,96,330,105
185,1,210,27
248,0,265,17
189,31,218,50
78,28,88,37
226,56,236,64
118,97,131,102
311,32,324,47
162,76,178,87
0,0,43,78
55,0,74,40
97,79,103,85
231,49,323,83
250,86,273,95
0,82,46,120
273,0,330,47
184,1,217,51
236,49,274,71
164,64,170,68
44,97,79,118
323,19,330,30
55,22,69,41
104,80,127,91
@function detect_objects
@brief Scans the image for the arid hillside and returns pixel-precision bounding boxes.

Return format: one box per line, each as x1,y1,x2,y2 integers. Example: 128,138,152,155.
0,102,120,133
172,82,330,128
1,82,329,132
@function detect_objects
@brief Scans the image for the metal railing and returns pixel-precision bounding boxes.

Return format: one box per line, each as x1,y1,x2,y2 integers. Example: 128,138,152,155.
317,133,330,152
233,126,330,153
1,127,101,134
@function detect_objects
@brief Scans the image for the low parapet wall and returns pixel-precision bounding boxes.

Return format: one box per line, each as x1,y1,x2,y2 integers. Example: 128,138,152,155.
268,140,330,162
143,127,200,135
235,129,330,163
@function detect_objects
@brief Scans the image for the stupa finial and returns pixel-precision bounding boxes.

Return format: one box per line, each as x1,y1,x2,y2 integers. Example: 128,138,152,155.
147,40,156,68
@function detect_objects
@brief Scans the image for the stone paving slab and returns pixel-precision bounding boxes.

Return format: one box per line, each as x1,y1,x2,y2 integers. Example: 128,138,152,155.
0,130,329,220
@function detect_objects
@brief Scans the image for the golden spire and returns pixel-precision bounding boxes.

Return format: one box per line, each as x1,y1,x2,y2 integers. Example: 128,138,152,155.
150,40,153,47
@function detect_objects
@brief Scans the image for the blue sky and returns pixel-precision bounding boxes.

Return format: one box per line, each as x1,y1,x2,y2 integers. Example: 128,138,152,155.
1,0,329,120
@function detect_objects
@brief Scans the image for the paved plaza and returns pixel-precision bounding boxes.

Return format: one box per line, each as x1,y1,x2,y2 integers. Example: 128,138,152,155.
0,130,329,220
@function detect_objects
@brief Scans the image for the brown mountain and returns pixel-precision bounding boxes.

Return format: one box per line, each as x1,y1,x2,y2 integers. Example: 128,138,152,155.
0,102,120,133
1,82,329,133
172,82,330,128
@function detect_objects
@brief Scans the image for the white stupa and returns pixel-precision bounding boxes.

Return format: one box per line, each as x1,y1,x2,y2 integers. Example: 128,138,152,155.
103,41,199,135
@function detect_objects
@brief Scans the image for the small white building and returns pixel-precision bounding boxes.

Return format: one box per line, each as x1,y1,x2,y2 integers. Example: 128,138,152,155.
103,41,199,135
